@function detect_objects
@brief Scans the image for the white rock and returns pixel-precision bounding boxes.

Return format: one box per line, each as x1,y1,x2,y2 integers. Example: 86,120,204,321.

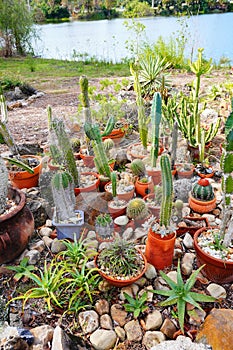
207,283,227,299
90,329,117,350
114,215,129,226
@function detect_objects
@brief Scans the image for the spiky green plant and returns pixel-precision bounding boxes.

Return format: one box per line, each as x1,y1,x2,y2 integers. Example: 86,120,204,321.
150,92,162,168
79,75,92,123
192,178,215,201
160,154,173,228
130,158,146,177
126,198,148,220
152,260,216,332
123,291,148,318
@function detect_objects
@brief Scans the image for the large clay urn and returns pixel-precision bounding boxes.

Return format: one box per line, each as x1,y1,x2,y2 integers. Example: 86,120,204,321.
0,187,34,264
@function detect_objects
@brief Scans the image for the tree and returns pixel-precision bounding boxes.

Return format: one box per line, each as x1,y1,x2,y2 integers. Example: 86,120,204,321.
0,0,36,57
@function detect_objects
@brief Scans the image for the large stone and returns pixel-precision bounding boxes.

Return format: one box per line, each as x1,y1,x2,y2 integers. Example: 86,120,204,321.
160,318,177,339
150,335,211,349
95,299,110,315
30,325,54,347
196,308,233,349
90,329,117,350
124,320,143,342
78,311,99,334
145,310,163,330
142,331,166,349
110,304,128,327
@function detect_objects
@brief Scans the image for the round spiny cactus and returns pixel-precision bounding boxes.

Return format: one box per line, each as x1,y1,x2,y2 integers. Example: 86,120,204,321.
126,198,148,220
192,178,215,201
130,159,146,177
103,138,114,151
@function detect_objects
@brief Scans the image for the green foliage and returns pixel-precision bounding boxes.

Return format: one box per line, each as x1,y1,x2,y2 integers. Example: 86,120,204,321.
192,180,215,201
130,159,146,177
150,92,162,167
0,0,36,57
123,291,148,318
95,213,113,227
123,0,154,18
152,261,216,332
6,257,35,282
160,154,173,228
97,238,145,278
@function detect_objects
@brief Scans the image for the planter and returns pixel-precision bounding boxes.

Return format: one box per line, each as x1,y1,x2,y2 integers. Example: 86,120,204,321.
145,228,176,270
108,199,127,219
147,168,162,185
176,163,195,179
127,142,164,162
104,181,135,202
8,155,42,189
52,210,84,240
135,177,154,197
195,165,215,179
188,193,216,214
0,187,34,264
176,216,209,237
47,157,61,171
194,227,233,284
143,193,160,218
102,128,126,146
79,148,95,168
74,172,100,196
94,249,147,287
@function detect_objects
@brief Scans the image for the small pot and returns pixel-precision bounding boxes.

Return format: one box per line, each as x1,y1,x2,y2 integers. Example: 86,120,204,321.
145,228,176,270
194,227,233,284
8,155,42,189
188,193,216,214
135,177,154,197
79,148,95,168
108,199,127,219
74,172,100,195
104,182,135,202
147,168,162,185
127,142,164,162
176,163,194,179
143,193,160,218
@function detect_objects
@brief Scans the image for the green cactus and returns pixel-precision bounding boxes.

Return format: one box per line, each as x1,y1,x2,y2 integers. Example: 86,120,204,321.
84,118,115,178
103,138,114,159
130,61,148,150
79,75,92,123
111,171,117,198
51,170,77,222
50,117,80,187
150,92,162,168
192,179,215,201
126,198,148,220
130,159,146,177
160,154,173,228
220,99,233,243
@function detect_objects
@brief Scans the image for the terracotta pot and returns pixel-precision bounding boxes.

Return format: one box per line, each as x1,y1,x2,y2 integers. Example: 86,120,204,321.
47,157,61,171
195,165,214,179
127,142,164,161
176,163,194,179
79,149,95,168
74,172,100,195
145,228,176,270
94,249,147,287
104,182,135,202
143,193,160,218
135,178,154,197
108,200,127,219
147,169,162,185
0,187,34,264
102,128,126,145
194,227,233,284
176,216,209,237
188,193,216,214
8,155,42,189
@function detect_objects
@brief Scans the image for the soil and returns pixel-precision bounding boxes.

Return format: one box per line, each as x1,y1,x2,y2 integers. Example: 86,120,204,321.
1,69,233,154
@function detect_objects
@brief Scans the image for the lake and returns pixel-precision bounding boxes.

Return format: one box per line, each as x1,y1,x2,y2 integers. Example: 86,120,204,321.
33,13,233,63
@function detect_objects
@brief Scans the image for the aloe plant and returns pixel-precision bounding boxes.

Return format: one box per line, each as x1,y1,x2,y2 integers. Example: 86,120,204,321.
152,260,216,332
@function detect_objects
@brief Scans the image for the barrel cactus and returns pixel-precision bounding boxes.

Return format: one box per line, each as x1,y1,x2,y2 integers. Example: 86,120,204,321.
192,178,215,201
130,159,146,177
126,198,149,220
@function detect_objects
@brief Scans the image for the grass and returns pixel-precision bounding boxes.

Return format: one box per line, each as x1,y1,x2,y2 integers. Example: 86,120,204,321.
0,57,130,91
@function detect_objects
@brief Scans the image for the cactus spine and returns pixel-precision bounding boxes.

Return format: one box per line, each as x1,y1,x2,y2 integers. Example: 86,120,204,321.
160,154,173,228
192,179,214,201
150,92,162,167
220,98,233,244
126,198,148,220
130,159,146,177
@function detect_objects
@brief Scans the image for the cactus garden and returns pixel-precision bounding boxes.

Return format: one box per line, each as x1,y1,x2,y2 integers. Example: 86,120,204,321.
1,61,233,350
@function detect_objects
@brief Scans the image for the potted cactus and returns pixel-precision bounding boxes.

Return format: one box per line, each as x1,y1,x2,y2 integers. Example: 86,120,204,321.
107,171,127,219
0,157,34,264
193,100,233,283
51,170,84,240
95,213,114,242
130,158,154,197
188,178,216,214
0,93,42,189
126,197,150,228
144,154,177,270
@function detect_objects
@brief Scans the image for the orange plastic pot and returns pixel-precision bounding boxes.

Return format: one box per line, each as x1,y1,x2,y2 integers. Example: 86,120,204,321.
176,164,194,179
102,128,125,145
108,200,127,219
94,249,147,287
8,155,42,189
74,172,100,195
194,227,233,284
145,228,176,270
135,178,154,197
104,182,135,202
188,193,216,214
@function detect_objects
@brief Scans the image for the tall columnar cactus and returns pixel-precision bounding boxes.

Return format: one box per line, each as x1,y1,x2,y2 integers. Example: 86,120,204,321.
51,171,76,222
50,117,80,187
160,154,173,228
111,171,117,198
130,61,148,150
0,157,8,215
84,116,115,178
150,92,162,168
192,178,215,201
220,99,233,245
79,75,92,123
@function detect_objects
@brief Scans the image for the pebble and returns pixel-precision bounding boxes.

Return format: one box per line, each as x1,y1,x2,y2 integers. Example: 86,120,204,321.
90,329,117,350
124,319,143,341
78,310,99,334
181,253,195,276
207,283,227,299
145,310,163,330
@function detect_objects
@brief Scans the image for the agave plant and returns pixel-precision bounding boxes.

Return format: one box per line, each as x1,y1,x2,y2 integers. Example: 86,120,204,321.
152,260,216,332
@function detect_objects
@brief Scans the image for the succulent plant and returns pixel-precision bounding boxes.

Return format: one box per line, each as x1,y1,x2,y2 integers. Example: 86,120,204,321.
150,92,162,168
0,157,8,215
79,75,92,123
160,154,173,228
126,198,149,220
192,178,215,201
95,213,114,239
130,159,146,177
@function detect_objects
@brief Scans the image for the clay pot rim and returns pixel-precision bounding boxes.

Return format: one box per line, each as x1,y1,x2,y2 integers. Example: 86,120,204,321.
189,193,216,205
0,187,25,222
8,155,42,178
